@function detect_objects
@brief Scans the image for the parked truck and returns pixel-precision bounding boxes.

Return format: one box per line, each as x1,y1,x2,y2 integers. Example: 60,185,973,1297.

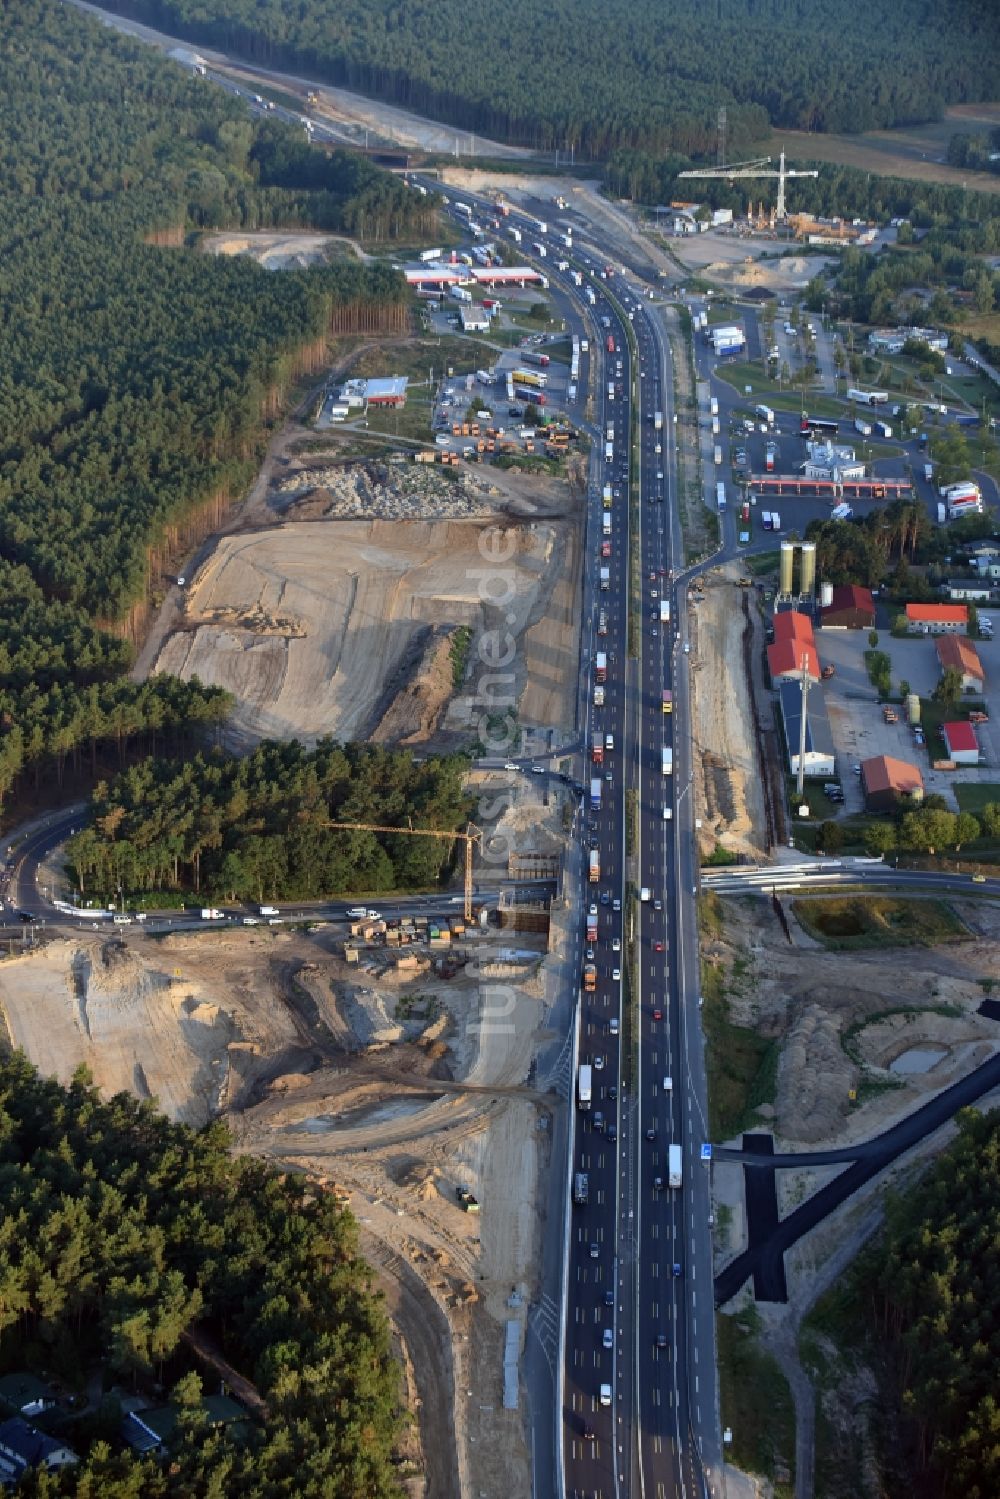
937,502,947,524
600,566,610,590
589,849,601,883
765,442,777,472
662,747,673,776
668,1144,682,1189
854,417,873,436
590,778,603,811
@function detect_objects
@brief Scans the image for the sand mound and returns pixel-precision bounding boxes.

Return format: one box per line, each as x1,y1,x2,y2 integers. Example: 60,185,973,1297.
372,625,457,744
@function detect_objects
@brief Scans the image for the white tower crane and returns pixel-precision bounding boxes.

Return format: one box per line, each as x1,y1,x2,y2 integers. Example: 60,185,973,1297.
676,150,819,221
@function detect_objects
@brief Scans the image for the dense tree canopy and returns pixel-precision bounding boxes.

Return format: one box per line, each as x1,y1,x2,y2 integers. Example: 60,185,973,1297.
0,1055,402,1497
68,741,472,901
0,2,419,801
857,1109,1000,1498
97,0,1000,157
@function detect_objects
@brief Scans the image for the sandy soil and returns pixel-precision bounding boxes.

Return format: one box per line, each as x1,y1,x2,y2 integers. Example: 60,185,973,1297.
689,570,768,858
0,772,575,1495
154,457,581,751
202,231,368,271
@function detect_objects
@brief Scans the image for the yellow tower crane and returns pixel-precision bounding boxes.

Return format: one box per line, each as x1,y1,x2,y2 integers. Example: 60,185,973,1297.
324,821,483,923
677,151,818,221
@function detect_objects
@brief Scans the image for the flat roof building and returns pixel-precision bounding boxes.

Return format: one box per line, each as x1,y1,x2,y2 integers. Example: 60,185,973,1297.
459,304,490,332
861,755,924,813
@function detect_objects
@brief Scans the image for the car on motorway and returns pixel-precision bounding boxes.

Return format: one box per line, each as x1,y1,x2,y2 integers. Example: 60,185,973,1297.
594,1054,605,1070
602,1328,613,1350
589,903,598,917
600,890,610,906
613,898,621,912
654,899,662,912
593,1111,604,1131
652,627,658,637
652,1007,663,1020
586,946,595,961
608,1085,617,1100
599,1383,612,1406
653,1175,663,1191
242,916,260,926
609,1016,619,1035
612,937,621,952
590,1243,600,1261
654,940,664,952
672,1261,682,1278
17,912,34,923
655,1332,668,1349
972,873,987,883
645,1126,656,1141
503,760,519,771
683,642,690,654
604,1290,615,1308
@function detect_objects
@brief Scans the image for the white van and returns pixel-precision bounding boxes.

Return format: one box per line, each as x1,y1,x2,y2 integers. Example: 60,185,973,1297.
663,807,672,820
599,1383,612,1407
663,1076,673,1092
640,887,651,902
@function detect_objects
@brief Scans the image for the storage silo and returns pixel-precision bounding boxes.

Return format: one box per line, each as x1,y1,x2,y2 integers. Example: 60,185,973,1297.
779,541,795,597
800,542,817,597
906,693,921,725
819,580,834,609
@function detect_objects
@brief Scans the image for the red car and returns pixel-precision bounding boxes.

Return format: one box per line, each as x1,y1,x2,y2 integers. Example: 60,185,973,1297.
654,941,664,953
652,1008,663,1021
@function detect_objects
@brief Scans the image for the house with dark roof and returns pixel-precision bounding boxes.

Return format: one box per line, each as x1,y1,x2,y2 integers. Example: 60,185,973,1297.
0,1418,77,1483
860,755,924,813
819,584,876,630
0,1375,57,1421
122,1395,249,1457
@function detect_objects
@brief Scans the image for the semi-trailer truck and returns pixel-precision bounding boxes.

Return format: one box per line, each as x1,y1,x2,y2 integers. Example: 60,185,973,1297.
662,748,673,776
588,849,600,883
593,685,605,706
653,410,663,430
713,445,722,466
605,441,614,461
668,1144,682,1189
602,513,612,536
600,566,610,590
659,600,671,624
590,778,603,811
662,690,673,714
603,484,613,509
592,733,604,764
583,963,597,993
595,652,607,683
573,1172,589,1203
576,1067,592,1112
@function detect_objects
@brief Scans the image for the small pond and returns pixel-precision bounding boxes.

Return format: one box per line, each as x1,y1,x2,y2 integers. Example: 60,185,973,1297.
888,1045,949,1076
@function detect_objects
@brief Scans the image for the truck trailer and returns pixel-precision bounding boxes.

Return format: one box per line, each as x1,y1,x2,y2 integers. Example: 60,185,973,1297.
662,748,673,776
594,652,607,683
659,600,671,624
588,849,600,883
668,1144,682,1189
576,1068,592,1112
600,566,610,590
590,778,603,811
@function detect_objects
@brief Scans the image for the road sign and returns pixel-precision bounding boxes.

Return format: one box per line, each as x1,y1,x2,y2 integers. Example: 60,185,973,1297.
700,1143,712,1162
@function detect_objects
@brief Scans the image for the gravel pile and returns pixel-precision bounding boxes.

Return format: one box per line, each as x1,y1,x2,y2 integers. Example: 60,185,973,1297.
277,461,501,520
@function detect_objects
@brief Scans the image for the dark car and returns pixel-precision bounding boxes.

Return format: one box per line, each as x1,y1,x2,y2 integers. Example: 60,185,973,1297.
655,1332,668,1349
17,911,35,923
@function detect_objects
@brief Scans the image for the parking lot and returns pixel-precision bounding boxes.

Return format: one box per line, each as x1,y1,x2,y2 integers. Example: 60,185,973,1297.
817,621,999,811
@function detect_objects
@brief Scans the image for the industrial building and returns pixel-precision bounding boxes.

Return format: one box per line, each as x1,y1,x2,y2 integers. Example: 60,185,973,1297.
942,721,980,765
935,635,985,692
802,441,866,481
819,583,876,630
403,262,545,288
860,755,924,813
459,304,490,333
868,327,948,355
778,540,817,600
778,679,836,778
905,603,967,635
767,638,820,682
338,377,408,409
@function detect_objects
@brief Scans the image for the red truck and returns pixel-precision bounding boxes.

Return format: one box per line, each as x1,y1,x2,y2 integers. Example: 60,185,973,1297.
592,733,604,765
606,334,615,354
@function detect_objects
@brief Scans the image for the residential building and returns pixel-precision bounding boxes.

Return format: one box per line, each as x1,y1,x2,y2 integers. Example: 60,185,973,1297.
868,327,948,354
860,755,924,813
0,1375,57,1421
122,1396,249,1457
819,584,876,630
935,635,985,691
0,1419,77,1483
778,679,836,777
944,579,998,603
942,721,980,765
905,603,967,634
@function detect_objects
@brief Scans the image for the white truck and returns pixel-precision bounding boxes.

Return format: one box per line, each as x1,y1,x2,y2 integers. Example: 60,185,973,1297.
668,1144,682,1189
653,411,663,430
600,566,611,590
709,397,718,417
594,684,605,706
924,462,934,482
662,747,673,776
659,600,671,624
713,445,722,466
577,1064,592,1110
259,905,279,917
605,441,614,461
854,417,872,436
200,908,224,921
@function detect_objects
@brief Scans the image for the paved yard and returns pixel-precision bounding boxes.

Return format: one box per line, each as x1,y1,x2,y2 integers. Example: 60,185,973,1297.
815,622,997,812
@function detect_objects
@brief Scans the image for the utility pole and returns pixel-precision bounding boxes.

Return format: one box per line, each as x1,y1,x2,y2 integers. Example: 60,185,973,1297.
795,656,811,801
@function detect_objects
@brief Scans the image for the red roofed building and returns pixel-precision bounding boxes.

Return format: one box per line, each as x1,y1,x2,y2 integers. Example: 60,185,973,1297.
905,603,967,635
772,611,815,644
820,584,876,630
942,721,979,764
935,635,985,691
860,755,924,812
767,639,820,682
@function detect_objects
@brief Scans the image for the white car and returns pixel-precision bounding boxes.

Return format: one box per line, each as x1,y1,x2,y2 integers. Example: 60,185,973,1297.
346,907,368,918
612,970,621,984
612,937,621,952
602,1329,614,1350
683,642,690,654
